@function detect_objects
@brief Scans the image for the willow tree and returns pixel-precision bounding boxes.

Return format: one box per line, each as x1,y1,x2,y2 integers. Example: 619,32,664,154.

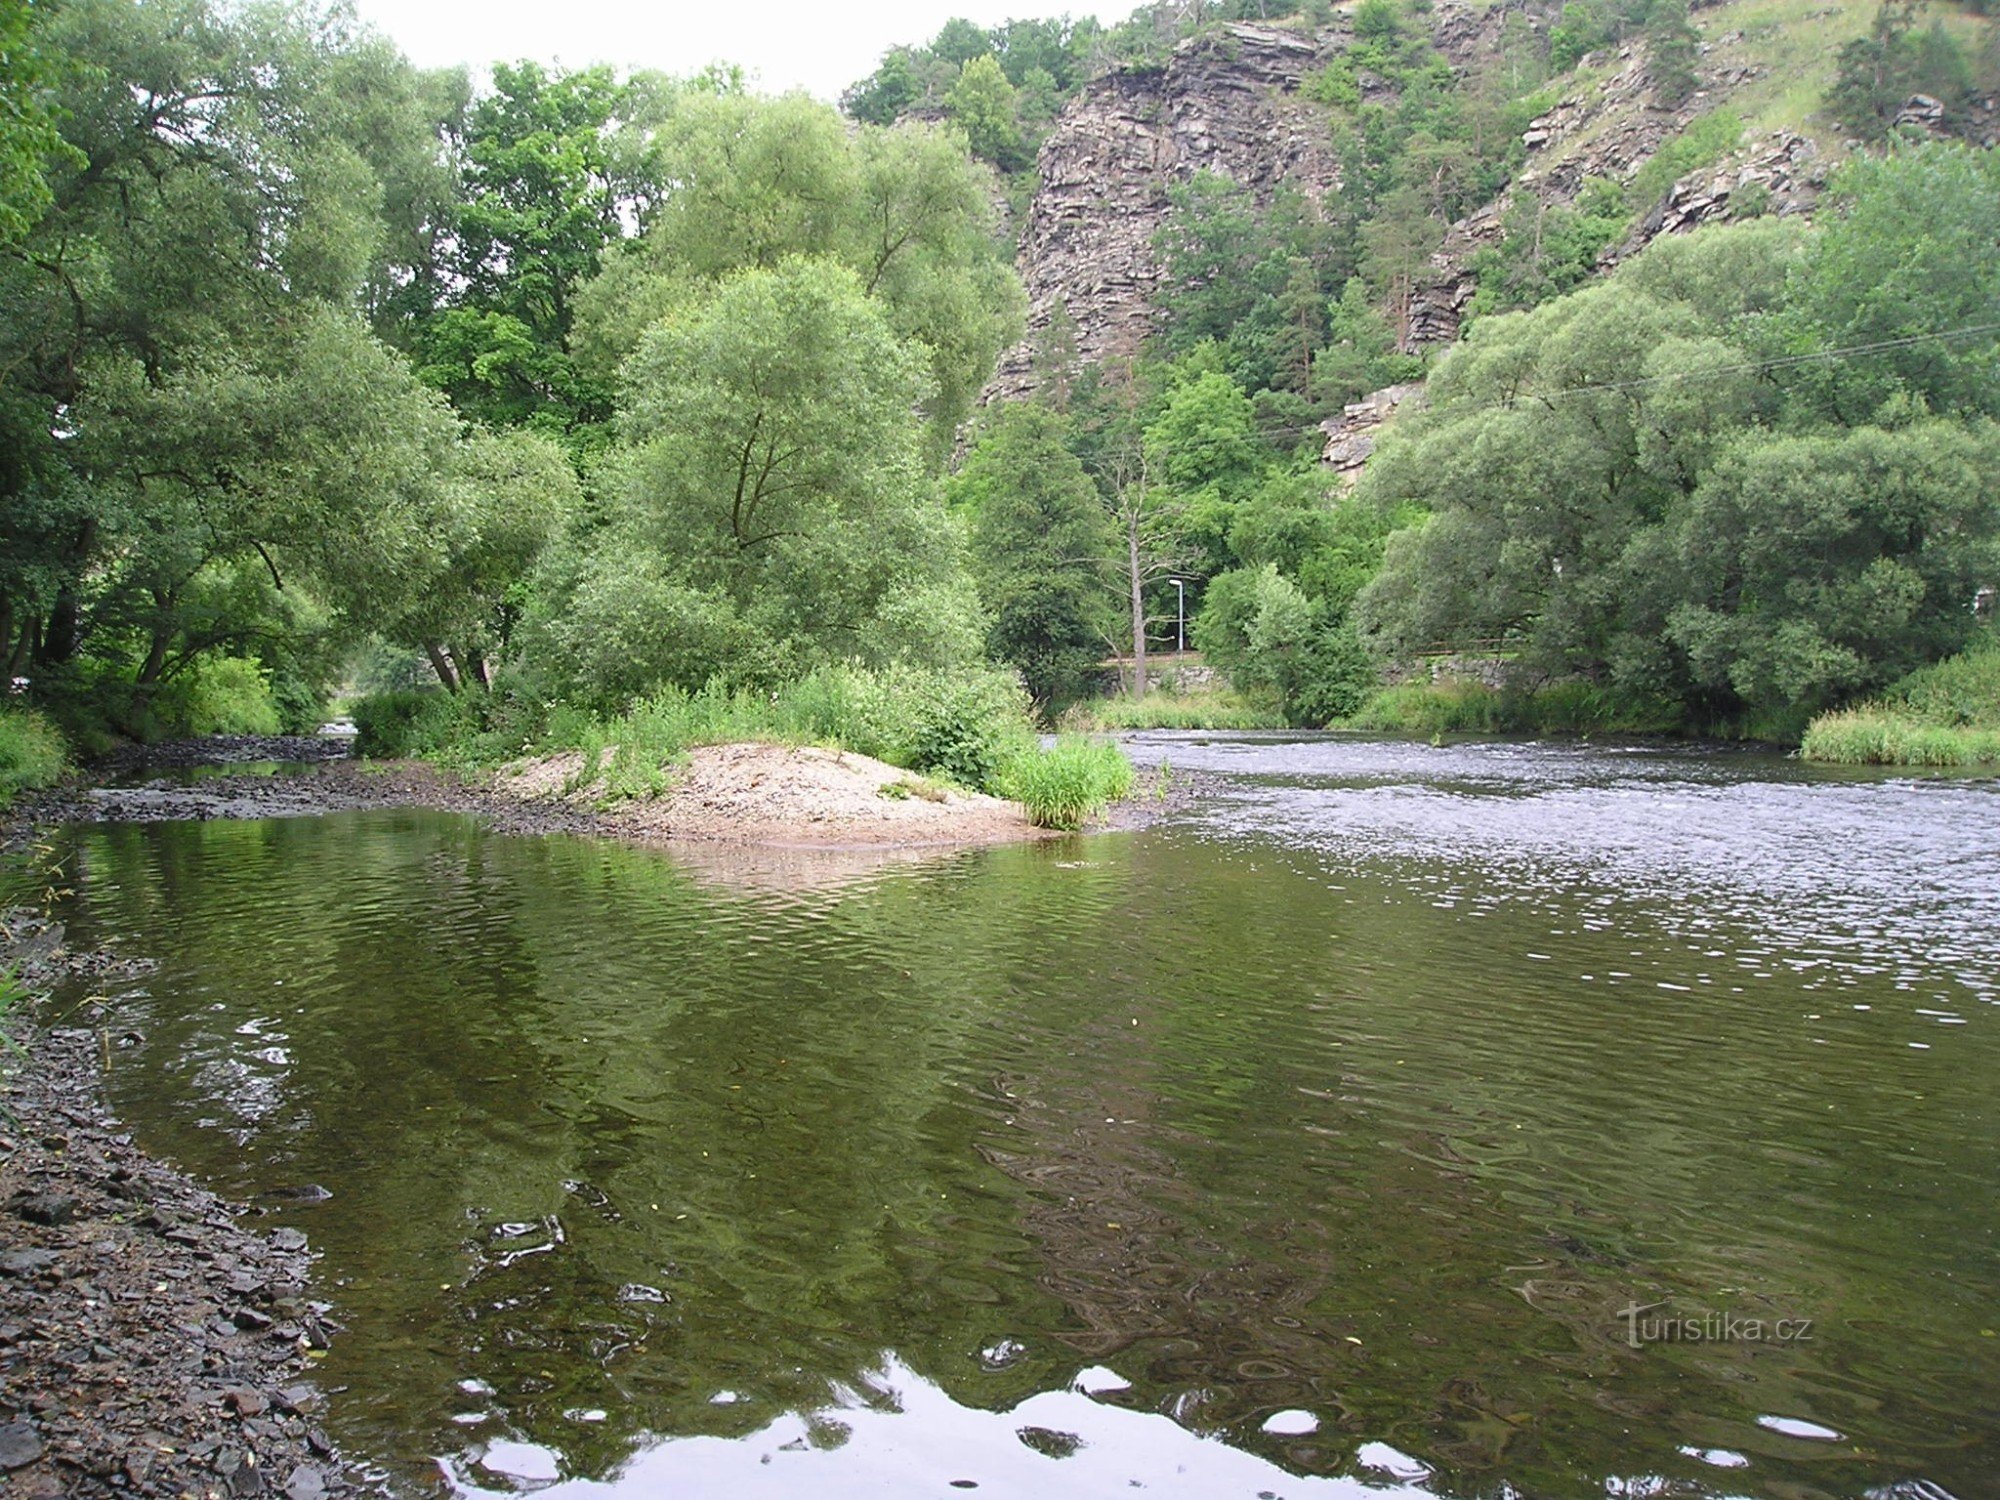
532,258,981,706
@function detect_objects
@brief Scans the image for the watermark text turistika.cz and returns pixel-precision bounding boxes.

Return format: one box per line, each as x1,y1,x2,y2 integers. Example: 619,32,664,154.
1617,1302,1814,1349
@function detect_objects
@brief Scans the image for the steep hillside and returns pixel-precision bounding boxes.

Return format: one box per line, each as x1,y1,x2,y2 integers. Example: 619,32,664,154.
984,0,1998,412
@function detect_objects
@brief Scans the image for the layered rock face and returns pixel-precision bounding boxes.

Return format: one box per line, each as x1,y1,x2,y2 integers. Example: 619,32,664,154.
986,22,1337,404
989,0,1986,463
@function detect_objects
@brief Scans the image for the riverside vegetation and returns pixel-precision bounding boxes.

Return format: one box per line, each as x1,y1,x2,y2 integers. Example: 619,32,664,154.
1,0,1996,812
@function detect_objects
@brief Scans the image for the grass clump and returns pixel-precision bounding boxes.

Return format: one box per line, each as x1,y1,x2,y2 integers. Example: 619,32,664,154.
1801,637,2000,766
0,708,67,807
1064,688,1284,732
996,735,1134,831
1799,711,2000,766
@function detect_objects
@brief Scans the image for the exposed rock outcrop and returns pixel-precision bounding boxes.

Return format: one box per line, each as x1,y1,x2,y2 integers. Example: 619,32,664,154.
988,22,1340,403
1320,382,1424,483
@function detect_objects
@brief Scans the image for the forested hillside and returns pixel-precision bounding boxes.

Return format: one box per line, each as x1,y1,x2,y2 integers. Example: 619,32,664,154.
1,0,1995,785
858,0,2000,742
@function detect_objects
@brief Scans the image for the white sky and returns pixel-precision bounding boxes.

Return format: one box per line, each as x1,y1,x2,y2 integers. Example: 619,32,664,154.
347,0,1123,102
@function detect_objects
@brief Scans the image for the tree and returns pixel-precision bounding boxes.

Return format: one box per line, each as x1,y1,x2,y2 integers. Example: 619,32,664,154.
534,259,980,705
1196,564,1377,724
1777,140,2000,423
0,0,468,721
1352,178,2000,726
1645,0,1701,108
1827,3,1974,140
945,54,1028,171
569,94,1021,464
0,0,79,244
411,61,636,439
952,405,1119,704
1658,422,2000,714
384,429,580,692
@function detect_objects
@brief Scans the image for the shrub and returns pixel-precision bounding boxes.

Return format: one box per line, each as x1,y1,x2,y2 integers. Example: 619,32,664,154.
996,735,1134,830
351,688,479,759
1348,680,1682,735
906,670,1036,788
0,708,67,805
155,656,281,736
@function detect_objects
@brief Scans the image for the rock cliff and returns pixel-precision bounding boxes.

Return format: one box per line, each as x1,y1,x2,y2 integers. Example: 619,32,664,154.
988,0,1996,426
987,21,1341,404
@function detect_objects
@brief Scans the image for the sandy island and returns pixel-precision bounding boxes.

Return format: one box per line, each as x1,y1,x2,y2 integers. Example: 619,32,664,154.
492,740,1052,847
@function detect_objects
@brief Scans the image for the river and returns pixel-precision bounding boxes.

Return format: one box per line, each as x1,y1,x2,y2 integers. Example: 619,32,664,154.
58,734,2000,1498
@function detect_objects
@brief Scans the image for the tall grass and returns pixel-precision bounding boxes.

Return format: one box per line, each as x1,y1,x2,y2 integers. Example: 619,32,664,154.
1799,711,2000,767
1801,636,2000,766
1347,680,1682,736
995,735,1134,830
1063,688,1283,732
0,708,67,807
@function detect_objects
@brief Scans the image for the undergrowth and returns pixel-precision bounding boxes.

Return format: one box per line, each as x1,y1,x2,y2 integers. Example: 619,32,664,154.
995,735,1134,831
0,708,67,807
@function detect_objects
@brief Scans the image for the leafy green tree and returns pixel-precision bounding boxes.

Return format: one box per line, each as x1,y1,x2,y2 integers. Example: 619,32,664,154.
0,0,467,720
412,61,636,439
571,93,1021,463
1354,166,2000,727
1828,2,1974,140
952,405,1119,704
384,429,580,692
0,0,79,243
842,47,921,125
945,54,1029,172
1196,564,1377,724
1776,140,2000,423
1645,0,1701,107
535,259,979,705
1654,422,2000,714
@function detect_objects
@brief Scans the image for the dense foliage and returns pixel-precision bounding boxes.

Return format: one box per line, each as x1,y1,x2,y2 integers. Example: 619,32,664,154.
0,0,1022,756
1352,143,2000,731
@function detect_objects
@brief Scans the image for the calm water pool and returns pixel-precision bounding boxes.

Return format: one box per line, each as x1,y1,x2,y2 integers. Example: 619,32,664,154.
61,735,2000,1497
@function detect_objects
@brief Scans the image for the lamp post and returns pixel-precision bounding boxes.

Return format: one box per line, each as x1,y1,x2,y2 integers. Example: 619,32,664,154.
1170,578,1186,655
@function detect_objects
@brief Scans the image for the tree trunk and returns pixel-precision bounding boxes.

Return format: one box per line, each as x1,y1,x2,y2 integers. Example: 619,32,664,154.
424,641,461,693
1128,512,1148,699
458,645,491,692
8,617,38,679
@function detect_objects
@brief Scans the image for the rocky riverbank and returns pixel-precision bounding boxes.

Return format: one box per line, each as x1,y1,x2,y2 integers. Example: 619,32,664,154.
0,909,377,1500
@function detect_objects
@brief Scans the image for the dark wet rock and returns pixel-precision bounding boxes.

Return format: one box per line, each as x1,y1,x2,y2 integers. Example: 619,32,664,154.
15,1193,80,1227
0,1420,45,1469
265,1184,334,1204
0,933,378,1498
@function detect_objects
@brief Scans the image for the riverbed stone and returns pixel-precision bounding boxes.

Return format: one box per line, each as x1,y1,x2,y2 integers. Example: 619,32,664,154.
0,1420,45,1469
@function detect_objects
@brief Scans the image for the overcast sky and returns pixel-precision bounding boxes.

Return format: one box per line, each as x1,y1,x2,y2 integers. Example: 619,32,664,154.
347,0,1122,102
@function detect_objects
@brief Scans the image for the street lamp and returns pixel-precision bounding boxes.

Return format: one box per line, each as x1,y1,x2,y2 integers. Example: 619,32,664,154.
1169,578,1186,655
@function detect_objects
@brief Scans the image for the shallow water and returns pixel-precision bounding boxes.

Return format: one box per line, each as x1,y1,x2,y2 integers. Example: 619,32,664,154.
62,735,2000,1498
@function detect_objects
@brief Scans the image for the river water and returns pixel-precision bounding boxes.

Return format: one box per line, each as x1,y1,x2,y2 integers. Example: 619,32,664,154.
59,734,2000,1498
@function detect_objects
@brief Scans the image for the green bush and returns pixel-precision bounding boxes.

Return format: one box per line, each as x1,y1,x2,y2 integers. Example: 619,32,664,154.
0,708,67,806
351,688,481,758
996,735,1134,830
905,670,1036,788
1348,679,1683,736
155,655,282,736
1800,635,2000,765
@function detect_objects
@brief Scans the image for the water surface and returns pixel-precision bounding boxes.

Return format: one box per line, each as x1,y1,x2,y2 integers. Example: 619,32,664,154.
64,735,2000,1497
